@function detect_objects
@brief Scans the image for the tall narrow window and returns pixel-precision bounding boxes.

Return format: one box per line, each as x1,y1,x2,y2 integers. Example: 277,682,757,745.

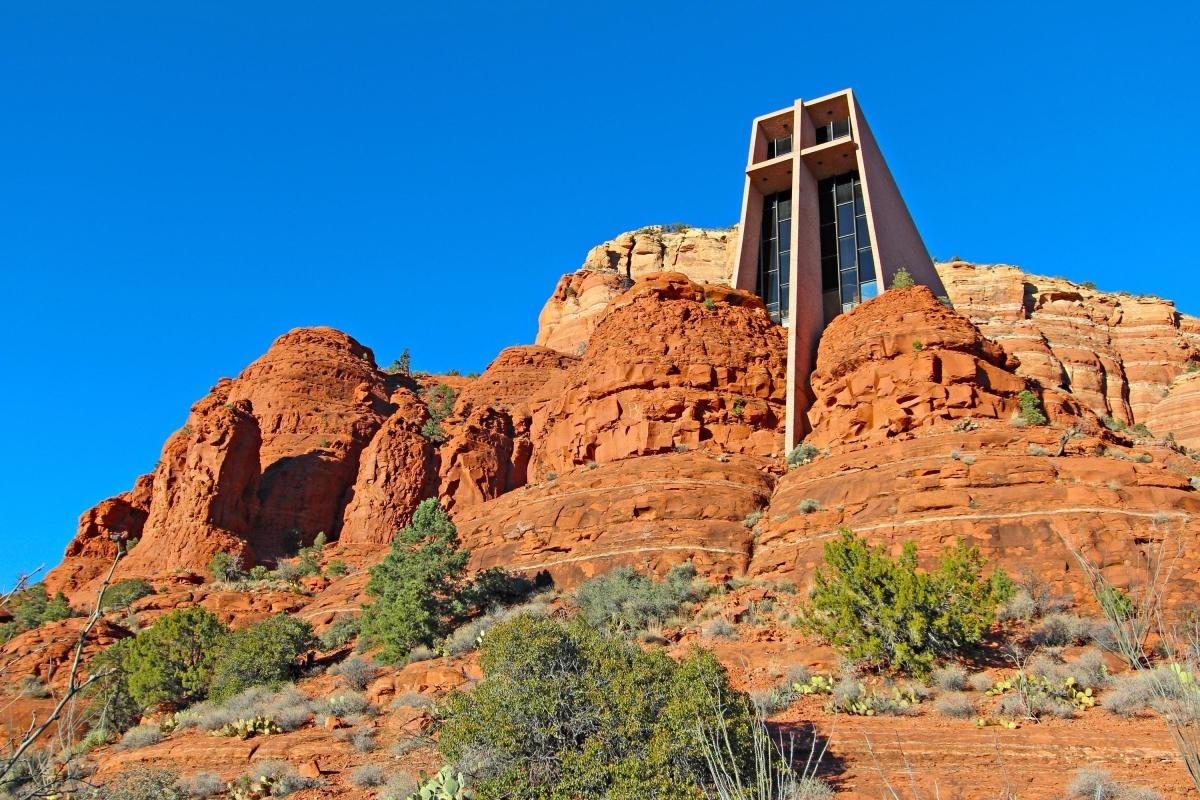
767,135,792,159
757,190,791,323
814,117,851,145
818,172,874,318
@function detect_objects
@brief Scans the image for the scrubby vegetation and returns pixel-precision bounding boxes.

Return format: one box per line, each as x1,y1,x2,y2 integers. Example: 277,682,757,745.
1016,389,1048,426
360,498,526,663
800,529,1012,674
420,383,456,444
100,579,154,612
0,584,75,643
573,562,705,634
889,267,915,289
438,613,757,800
786,442,818,467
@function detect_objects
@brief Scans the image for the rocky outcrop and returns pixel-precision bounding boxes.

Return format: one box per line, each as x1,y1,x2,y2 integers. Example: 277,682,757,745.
436,346,575,511
536,226,737,355
229,327,394,554
454,450,775,588
44,474,153,597
937,261,1200,430
116,385,262,581
751,286,1199,606
337,389,435,547
1146,370,1200,451
530,273,788,477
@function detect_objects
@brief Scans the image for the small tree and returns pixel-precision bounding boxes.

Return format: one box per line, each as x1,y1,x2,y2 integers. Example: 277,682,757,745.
209,614,314,700
420,383,457,444
801,529,1011,675
101,579,154,613
118,606,229,708
574,563,704,633
1017,389,1048,426
889,268,916,290
438,614,756,800
385,347,411,376
360,499,471,662
207,551,244,583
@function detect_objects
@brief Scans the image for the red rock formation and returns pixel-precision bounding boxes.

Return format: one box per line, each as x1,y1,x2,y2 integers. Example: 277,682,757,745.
937,261,1200,427
1146,369,1200,451
44,474,153,597
228,327,393,554
116,385,262,582
454,451,776,588
751,285,1199,606
437,346,574,511
530,273,787,476
338,388,435,546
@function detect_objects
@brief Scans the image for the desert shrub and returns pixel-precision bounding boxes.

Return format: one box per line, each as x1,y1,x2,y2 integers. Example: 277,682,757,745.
325,559,349,578
347,727,378,752
175,685,312,733
207,551,244,583
316,690,372,718
443,597,550,656
997,587,1038,621
968,672,994,692
889,267,916,289
177,773,223,798
208,613,313,701
350,764,386,788
438,614,757,800
934,692,975,718
742,509,763,529
1,585,75,643
798,498,821,514
1102,666,1188,717
97,766,184,800
332,655,377,691
238,760,320,796
116,724,163,750
573,562,705,633
18,675,50,698
932,664,968,692
420,383,456,444
360,499,474,662
1066,766,1161,800
1030,613,1101,647
318,614,360,650
406,644,436,663
1017,389,1048,426
801,529,1012,674
101,579,154,612
701,617,737,640
378,773,419,800
786,442,818,467
111,606,229,709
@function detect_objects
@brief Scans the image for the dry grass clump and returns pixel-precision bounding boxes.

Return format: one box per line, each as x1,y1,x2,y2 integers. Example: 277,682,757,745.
443,598,551,656
350,764,386,788
934,692,975,719
1065,765,1161,800
1030,613,1103,647
178,772,223,798
331,655,378,691
701,617,737,640
116,724,162,750
175,685,312,733
968,672,994,692
931,664,967,692
315,690,373,718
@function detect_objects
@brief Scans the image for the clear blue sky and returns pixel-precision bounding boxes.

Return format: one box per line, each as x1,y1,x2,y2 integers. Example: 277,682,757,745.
2,2,1197,585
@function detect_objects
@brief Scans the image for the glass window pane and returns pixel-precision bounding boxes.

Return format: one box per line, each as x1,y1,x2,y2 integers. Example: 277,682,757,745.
835,180,853,204
853,178,863,203
837,203,855,233
778,218,790,246
822,255,838,290
832,118,850,138
856,216,871,245
820,223,836,255
860,280,878,300
838,236,857,269
858,247,874,282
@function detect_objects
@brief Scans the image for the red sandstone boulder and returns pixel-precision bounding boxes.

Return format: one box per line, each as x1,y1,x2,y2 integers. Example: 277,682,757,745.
529,272,787,477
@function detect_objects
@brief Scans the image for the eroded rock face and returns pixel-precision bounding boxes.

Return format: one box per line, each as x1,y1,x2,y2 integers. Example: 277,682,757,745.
338,389,435,547
805,285,1097,447
44,474,153,597
436,346,575,511
1146,370,1200,451
454,451,775,588
116,384,262,582
536,227,737,354
228,327,393,555
937,261,1200,429
530,273,788,476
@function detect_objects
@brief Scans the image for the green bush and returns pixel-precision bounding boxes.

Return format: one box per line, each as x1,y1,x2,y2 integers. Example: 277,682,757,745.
1017,390,1048,426
360,499,471,662
801,529,1012,675
102,579,155,612
786,442,818,467
208,614,314,701
109,606,229,709
421,383,457,444
94,766,183,800
438,614,756,800
0,584,75,643
889,267,916,289
208,551,245,583
326,559,349,578
574,563,705,633
318,614,360,650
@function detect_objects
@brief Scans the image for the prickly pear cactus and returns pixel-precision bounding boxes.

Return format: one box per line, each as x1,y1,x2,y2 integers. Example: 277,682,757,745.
407,766,474,800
